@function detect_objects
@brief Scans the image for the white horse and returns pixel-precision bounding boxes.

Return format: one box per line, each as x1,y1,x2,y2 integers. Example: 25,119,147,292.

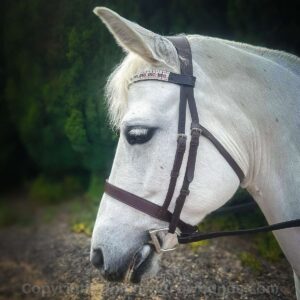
90,7,300,297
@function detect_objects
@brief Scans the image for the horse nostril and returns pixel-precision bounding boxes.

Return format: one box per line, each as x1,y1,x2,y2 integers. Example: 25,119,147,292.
91,248,104,269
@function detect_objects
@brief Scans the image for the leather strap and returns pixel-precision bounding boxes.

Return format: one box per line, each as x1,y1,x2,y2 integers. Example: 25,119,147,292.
178,219,300,244
160,36,192,221
162,134,187,211
130,70,195,87
105,181,197,233
168,73,196,86
200,125,244,182
167,36,201,234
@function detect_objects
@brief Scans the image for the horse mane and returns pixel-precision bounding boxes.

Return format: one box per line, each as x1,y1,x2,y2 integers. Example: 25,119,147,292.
216,38,300,77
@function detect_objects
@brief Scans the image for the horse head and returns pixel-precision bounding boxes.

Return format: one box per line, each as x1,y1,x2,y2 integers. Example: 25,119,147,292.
90,7,246,283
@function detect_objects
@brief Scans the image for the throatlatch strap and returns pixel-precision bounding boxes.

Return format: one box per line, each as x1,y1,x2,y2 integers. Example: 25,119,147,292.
199,125,244,182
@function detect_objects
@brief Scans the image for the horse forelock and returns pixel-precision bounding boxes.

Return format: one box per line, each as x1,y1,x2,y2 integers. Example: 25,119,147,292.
105,53,154,130
105,54,146,129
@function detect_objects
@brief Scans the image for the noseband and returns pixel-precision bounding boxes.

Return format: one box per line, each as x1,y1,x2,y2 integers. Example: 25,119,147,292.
105,36,300,253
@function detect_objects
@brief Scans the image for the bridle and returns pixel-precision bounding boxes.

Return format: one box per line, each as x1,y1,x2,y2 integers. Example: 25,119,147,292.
104,36,300,253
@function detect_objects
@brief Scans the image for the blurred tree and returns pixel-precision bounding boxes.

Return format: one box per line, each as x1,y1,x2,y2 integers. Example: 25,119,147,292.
1,0,299,195
228,0,300,55
2,0,138,186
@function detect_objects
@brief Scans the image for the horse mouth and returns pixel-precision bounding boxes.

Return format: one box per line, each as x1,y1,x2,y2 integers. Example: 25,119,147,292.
125,244,155,283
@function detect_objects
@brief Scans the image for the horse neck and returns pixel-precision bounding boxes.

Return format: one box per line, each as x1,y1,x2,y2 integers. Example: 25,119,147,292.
242,57,300,223
247,107,300,222
190,36,300,223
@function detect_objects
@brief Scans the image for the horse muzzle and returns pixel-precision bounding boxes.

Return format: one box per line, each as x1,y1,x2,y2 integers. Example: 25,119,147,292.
91,242,157,283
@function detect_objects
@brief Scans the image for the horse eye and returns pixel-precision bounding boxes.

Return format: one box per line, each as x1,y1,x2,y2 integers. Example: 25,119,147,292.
125,126,156,145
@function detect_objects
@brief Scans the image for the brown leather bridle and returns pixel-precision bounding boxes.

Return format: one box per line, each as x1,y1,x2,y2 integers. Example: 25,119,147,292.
104,36,300,253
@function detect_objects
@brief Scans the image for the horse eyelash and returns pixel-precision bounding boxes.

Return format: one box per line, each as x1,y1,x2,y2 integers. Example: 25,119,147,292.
128,128,149,136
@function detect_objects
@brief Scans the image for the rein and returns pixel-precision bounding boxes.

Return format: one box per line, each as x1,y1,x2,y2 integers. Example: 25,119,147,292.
105,36,300,253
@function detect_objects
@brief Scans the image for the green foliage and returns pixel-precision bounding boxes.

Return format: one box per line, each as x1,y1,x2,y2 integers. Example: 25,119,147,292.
29,175,84,204
86,174,105,201
69,176,105,236
72,222,92,236
254,233,283,262
198,189,265,233
0,201,17,227
190,240,209,251
29,176,64,204
2,0,300,198
65,110,89,152
40,206,60,224
3,0,122,181
239,252,262,274
0,198,34,228
227,0,300,54
69,195,100,237
198,190,283,263
199,214,240,232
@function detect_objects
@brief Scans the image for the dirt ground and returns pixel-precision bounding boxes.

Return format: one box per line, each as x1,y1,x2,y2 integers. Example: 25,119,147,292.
0,213,296,300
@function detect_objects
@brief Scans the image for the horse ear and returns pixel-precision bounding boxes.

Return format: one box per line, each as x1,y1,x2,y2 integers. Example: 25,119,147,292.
93,7,178,68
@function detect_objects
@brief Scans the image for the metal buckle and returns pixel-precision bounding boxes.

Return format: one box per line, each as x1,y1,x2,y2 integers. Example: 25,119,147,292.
191,127,202,135
191,122,202,135
180,188,190,196
177,133,187,139
148,228,180,253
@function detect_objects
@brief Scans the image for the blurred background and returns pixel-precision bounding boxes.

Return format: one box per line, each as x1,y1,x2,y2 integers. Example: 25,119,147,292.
1,0,300,232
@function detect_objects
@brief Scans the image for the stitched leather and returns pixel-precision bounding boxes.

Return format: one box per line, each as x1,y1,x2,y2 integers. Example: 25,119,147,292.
105,181,197,233
178,219,300,243
166,36,201,234
199,125,245,182
162,135,187,211
168,72,196,87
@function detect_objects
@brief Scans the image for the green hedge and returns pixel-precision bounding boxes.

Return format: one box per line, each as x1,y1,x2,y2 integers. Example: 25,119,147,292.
2,0,299,195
